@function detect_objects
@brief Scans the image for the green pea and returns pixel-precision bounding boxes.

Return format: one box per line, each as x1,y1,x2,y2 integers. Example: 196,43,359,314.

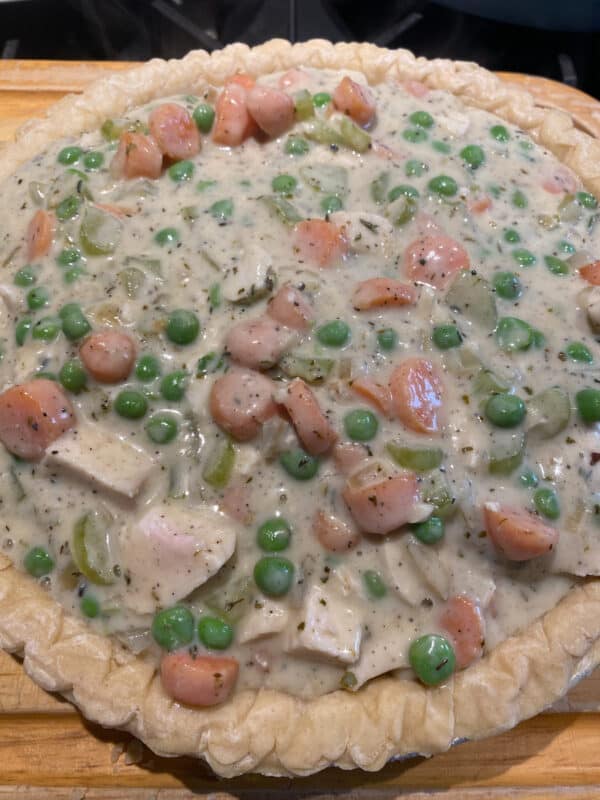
532,329,545,349
26,286,49,311
59,304,91,340
409,110,434,128
24,546,54,578
135,354,161,382
565,342,593,363
493,271,522,300
518,468,539,488
512,248,536,267
154,227,180,247
316,319,350,347
80,594,100,618
495,317,533,352
160,370,188,402
576,388,600,423
209,199,234,222
257,517,291,552
344,409,378,442
168,160,195,182
197,615,233,650
151,606,194,651
411,515,445,545
428,174,458,197
363,570,387,599
558,239,576,255
503,228,520,244
490,124,510,142
114,389,147,419
534,487,560,520
35,371,58,381
57,247,82,267
285,136,310,156
82,151,104,170
377,328,398,351
544,255,569,275
321,195,343,215
485,393,526,428
14,265,37,287
432,324,462,350
519,139,533,151
576,191,598,210
64,266,85,283
512,189,528,209
59,359,87,394
145,413,178,444
15,316,33,346
272,174,297,194
56,194,82,221
166,309,200,345
405,159,428,177
57,146,83,165
32,316,61,342
193,103,215,132
312,91,331,107
279,447,319,480
409,634,456,686
388,184,419,201
403,128,428,143
254,556,294,597
432,140,451,154
460,144,485,169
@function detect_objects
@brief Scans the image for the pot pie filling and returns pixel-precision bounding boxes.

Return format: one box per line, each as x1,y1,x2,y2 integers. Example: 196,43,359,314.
0,66,599,706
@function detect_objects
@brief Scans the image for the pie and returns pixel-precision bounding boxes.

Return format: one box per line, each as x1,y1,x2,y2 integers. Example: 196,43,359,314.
0,40,600,778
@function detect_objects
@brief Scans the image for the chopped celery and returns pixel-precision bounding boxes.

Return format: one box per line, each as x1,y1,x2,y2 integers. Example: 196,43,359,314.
294,89,315,121
473,368,510,396
279,354,334,384
204,576,253,624
386,443,443,472
387,193,418,226
370,172,390,205
72,510,116,585
339,116,371,153
258,195,303,226
304,119,345,147
526,386,570,439
300,163,348,196
80,205,122,256
445,270,497,328
203,438,235,489
421,473,456,518
488,431,525,475
118,267,145,298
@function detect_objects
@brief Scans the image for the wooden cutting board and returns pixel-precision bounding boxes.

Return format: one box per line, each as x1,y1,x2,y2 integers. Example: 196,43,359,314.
1,60,600,800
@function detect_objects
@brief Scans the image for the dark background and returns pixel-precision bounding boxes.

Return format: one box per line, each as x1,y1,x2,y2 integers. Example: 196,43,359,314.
1,0,599,97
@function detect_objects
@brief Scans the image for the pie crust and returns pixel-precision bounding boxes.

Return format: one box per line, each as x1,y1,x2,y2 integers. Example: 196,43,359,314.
1,39,600,778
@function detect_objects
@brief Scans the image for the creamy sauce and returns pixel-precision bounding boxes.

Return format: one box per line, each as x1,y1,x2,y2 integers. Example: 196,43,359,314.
0,67,598,699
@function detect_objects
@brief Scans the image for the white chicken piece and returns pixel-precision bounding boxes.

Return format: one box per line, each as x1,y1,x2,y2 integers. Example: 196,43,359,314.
120,503,237,614
406,536,450,600
285,583,362,665
383,534,450,605
351,623,413,688
438,109,470,137
45,424,156,500
220,242,275,305
0,284,22,312
238,600,289,644
329,211,394,257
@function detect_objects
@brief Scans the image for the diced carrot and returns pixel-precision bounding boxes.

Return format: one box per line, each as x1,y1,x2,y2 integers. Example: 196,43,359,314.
439,595,485,669
467,194,492,214
110,132,162,180
350,376,394,419
26,209,55,260
580,260,600,286
313,509,360,552
293,219,347,267
281,378,337,455
343,471,419,535
352,278,417,310
389,358,444,434
247,86,295,138
80,330,136,384
404,233,470,290
226,73,255,90
267,284,313,330
161,653,239,707
212,83,257,147
483,503,558,561
542,165,578,194
149,103,201,161
332,76,376,128
210,369,277,442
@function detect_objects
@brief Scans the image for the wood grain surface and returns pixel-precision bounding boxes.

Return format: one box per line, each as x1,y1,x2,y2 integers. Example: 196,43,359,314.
0,59,600,799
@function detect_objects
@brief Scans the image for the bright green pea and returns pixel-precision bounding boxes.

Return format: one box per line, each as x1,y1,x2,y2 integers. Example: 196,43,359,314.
388,184,419,201
428,174,458,197
160,370,188,402
151,606,194,651
363,570,387,599
412,515,445,545
409,634,456,686
209,198,234,221
485,393,526,428
56,194,82,221
254,556,294,597
24,546,54,578
80,594,100,618
57,146,83,165
534,487,560,520
14,265,37,287
193,103,215,132
460,144,485,169
316,319,350,347
321,195,343,215
15,316,33,346
512,189,528,208
26,286,49,311
409,110,434,128
285,136,310,156
166,309,200,345
432,324,462,349
197,615,233,650
344,409,378,442
377,328,398,351
114,389,147,419
257,517,291,552
32,316,61,342
512,248,536,267
518,468,538,488
558,239,576,255
82,151,104,170
272,174,297,194
576,388,600,423
495,316,533,352
57,247,82,267
493,271,522,300
576,191,598,210
403,128,428,143
405,159,428,177
544,255,569,275
59,304,91,340
279,447,319,480
432,140,451,154
490,124,510,142
168,160,195,182
145,413,178,444
59,359,87,394
503,228,520,244
135,354,161,382
565,342,593,363
312,91,331,107
154,227,180,247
